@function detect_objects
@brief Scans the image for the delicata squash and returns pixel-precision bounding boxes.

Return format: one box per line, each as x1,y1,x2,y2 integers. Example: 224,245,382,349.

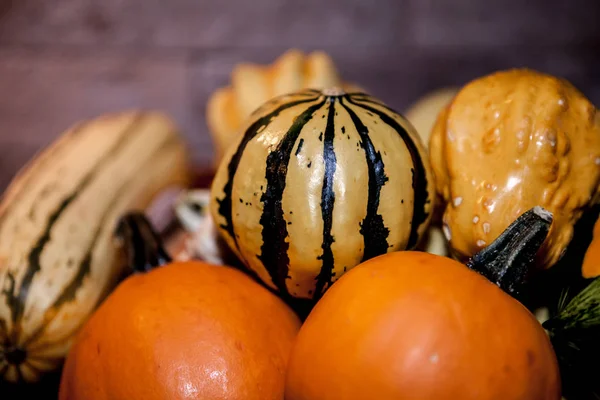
0,111,190,383
429,68,600,269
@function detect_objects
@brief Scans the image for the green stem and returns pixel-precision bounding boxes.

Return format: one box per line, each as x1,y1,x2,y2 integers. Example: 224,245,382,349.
465,206,553,299
542,277,600,399
543,277,600,331
114,211,172,273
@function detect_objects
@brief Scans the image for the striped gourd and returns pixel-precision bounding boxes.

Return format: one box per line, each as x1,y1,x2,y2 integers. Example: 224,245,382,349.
0,111,190,383
209,88,435,302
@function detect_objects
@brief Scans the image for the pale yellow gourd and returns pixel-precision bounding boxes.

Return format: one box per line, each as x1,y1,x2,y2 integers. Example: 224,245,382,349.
209,88,435,303
206,49,362,165
404,87,459,257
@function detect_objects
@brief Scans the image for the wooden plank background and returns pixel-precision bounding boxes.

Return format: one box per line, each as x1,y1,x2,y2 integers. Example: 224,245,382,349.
0,0,599,191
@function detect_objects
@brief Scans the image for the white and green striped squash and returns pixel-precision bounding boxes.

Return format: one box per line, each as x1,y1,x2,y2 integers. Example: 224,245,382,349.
0,111,190,383
209,88,436,302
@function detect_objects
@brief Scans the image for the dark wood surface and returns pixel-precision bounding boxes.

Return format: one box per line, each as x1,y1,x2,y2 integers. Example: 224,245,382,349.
0,1,599,398
0,0,599,191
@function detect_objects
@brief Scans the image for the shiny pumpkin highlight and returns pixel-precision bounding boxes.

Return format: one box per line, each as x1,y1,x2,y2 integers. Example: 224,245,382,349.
59,212,301,400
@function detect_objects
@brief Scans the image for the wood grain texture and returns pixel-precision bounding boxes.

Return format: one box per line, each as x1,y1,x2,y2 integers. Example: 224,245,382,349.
0,0,597,48
411,0,600,47
0,0,598,193
0,48,206,185
0,0,415,47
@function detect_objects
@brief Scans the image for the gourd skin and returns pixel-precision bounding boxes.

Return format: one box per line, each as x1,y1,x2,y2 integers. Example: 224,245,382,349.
59,261,301,400
404,87,459,148
404,87,459,257
207,49,361,165
0,111,190,383
429,69,600,268
285,251,561,400
209,89,435,301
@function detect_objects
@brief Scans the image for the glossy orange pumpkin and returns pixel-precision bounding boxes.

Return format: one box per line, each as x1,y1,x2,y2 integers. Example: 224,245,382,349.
285,209,561,400
59,213,301,400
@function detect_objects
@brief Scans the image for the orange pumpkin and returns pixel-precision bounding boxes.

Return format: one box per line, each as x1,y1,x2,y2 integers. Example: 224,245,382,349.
285,207,561,400
58,212,301,400
582,217,600,278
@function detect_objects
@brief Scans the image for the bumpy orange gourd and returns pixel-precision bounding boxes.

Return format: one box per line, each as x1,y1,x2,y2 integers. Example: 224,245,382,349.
59,213,301,400
286,239,561,399
429,69,600,269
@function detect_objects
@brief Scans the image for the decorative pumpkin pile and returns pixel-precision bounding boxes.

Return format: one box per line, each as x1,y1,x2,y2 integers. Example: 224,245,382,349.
2,54,600,400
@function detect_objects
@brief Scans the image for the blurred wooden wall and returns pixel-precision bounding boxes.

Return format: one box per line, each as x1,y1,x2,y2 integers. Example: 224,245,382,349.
0,0,598,190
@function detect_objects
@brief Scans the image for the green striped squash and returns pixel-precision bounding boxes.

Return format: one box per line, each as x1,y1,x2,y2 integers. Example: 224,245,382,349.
0,111,190,383
209,88,435,302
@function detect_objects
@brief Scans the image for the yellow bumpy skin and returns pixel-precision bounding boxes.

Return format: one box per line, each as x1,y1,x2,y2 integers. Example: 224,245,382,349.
429,69,600,269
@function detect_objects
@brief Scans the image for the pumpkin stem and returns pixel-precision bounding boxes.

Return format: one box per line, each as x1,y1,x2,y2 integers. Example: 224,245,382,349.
114,211,172,273
465,206,553,298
